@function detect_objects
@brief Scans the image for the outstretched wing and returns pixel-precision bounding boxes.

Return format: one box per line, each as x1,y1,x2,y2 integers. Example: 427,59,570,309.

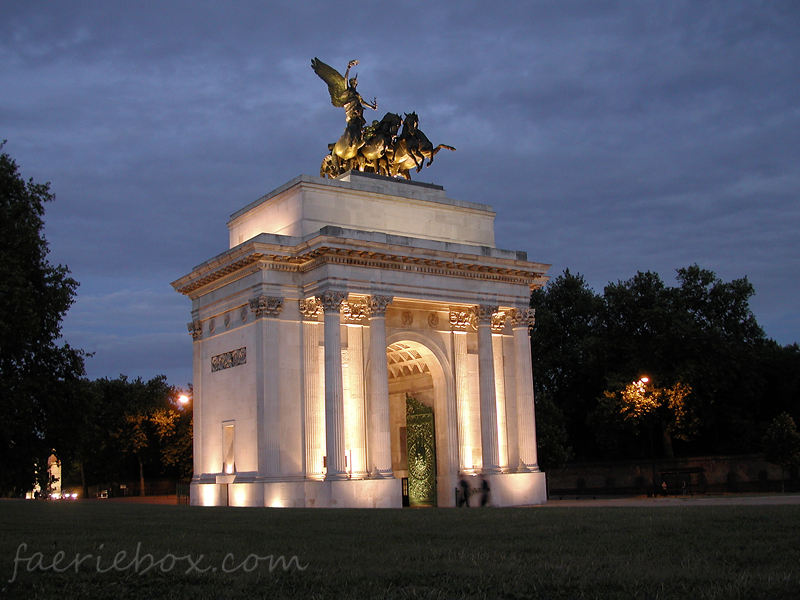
311,57,348,107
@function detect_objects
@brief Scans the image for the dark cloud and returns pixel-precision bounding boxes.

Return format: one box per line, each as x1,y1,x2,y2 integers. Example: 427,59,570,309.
3,1,798,386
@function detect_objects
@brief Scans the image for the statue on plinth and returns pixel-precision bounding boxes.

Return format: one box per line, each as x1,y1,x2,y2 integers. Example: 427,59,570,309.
311,57,455,180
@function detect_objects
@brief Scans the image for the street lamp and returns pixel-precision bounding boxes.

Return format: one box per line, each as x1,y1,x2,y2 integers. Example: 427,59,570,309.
635,376,657,496
178,395,190,405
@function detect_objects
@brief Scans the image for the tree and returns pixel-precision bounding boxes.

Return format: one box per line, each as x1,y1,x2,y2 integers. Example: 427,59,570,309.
533,393,573,472
152,402,193,480
671,265,767,452
762,413,800,493
99,375,175,496
0,145,86,496
45,376,99,499
594,377,697,459
530,269,605,460
599,265,767,457
535,265,778,463
52,376,192,496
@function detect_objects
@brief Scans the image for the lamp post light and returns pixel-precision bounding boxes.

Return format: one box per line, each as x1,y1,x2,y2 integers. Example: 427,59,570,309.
176,394,191,411
637,376,657,496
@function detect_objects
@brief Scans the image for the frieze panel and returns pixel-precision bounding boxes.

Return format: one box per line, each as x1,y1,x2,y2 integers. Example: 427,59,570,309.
175,249,546,297
211,347,247,372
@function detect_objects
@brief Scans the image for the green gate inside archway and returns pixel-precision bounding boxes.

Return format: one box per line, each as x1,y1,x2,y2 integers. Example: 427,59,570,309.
406,394,437,506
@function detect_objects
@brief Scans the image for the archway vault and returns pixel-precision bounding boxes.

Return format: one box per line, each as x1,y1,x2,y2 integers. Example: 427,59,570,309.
387,342,432,380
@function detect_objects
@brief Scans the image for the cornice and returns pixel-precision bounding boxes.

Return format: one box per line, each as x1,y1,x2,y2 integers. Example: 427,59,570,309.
173,236,549,298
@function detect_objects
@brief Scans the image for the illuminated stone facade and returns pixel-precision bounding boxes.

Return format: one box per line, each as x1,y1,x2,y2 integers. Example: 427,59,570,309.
172,172,550,507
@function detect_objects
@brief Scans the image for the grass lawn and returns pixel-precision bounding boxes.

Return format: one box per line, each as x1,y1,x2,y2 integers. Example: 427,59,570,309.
1,500,799,599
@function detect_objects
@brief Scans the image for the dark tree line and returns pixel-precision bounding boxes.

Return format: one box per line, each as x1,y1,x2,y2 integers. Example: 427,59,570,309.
531,268,800,469
57,376,193,498
0,144,86,496
0,146,191,497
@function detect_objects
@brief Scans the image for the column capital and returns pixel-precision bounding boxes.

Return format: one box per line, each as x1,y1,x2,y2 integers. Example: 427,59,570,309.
508,308,536,329
449,309,473,331
343,300,368,324
365,295,393,318
470,304,499,326
299,297,322,321
249,295,284,318
187,320,202,340
316,291,347,313
490,311,507,333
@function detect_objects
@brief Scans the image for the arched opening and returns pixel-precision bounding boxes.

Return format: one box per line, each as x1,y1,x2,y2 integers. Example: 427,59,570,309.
383,336,458,507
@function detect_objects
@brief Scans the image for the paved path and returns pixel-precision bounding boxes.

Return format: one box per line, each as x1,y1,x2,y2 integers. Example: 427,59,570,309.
99,495,180,505
542,494,800,507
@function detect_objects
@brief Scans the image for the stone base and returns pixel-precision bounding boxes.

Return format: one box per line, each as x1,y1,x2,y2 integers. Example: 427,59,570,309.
487,471,547,506
328,478,403,508
190,478,403,508
456,471,547,507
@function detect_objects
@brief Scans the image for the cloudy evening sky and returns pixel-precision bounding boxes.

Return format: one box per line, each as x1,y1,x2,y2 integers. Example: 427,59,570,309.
2,1,798,388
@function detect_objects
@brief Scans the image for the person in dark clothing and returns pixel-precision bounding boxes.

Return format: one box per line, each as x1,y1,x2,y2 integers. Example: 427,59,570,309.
480,476,490,507
459,477,470,507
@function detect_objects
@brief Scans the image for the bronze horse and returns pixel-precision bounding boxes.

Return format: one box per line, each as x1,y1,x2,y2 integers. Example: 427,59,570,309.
320,113,402,177
357,112,402,176
318,110,456,180
389,113,456,179
401,112,456,169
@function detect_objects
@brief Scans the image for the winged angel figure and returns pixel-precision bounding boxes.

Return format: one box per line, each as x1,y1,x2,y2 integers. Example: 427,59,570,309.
311,57,377,172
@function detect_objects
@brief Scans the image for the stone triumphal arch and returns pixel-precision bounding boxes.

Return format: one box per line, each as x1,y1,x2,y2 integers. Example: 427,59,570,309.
172,171,550,507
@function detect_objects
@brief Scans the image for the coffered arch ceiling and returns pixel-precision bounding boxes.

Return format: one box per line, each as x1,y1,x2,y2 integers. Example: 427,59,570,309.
386,341,433,380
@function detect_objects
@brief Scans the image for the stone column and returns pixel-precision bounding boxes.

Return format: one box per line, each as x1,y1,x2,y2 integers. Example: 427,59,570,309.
299,298,324,479
249,295,284,479
491,312,510,470
510,308,538,470
317,291,348,480
187,318,203,479
343,301,368,478
472,304,500,474
366,295,393,477
450,309,474,472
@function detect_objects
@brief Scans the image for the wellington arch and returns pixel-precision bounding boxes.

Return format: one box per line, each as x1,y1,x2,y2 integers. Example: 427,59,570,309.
171,171,550,507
